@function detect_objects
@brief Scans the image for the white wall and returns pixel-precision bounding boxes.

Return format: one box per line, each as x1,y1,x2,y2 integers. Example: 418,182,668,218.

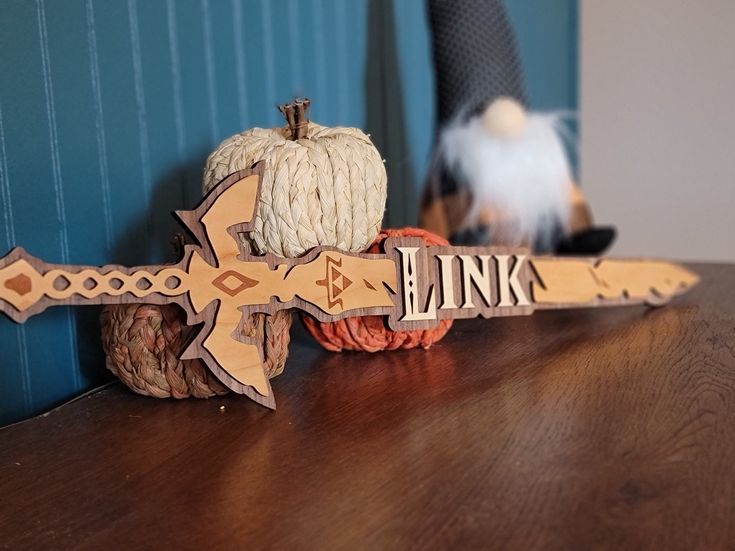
580,0,735,262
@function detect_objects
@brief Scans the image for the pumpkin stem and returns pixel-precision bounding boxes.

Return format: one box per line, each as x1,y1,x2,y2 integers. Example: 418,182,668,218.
278,98,311,140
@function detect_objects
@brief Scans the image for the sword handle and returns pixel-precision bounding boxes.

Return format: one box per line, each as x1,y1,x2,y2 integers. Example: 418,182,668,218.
0,247,188,323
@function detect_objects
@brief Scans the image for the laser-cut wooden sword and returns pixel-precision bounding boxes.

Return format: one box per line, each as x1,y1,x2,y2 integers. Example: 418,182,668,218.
0,162,699,408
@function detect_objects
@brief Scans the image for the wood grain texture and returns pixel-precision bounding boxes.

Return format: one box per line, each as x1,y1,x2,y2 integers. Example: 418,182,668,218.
0,161,698,408
0,263,732,550
531,257,699,307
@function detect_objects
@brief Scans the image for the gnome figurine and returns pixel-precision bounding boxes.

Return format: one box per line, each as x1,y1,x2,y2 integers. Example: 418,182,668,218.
420,0,614,254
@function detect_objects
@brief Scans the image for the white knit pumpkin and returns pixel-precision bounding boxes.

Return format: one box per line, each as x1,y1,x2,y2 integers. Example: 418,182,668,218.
203,102,387,258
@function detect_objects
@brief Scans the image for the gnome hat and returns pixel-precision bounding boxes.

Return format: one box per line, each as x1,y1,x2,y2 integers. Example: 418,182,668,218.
429,0,527,127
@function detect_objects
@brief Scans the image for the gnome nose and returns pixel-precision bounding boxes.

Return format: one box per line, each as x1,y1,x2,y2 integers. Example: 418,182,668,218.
481,96,528,138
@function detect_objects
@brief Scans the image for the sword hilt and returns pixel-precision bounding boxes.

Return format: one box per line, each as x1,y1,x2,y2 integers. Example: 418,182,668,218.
0,247,189,323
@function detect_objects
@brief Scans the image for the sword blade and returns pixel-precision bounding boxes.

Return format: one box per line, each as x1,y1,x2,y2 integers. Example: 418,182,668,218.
530,257,700,308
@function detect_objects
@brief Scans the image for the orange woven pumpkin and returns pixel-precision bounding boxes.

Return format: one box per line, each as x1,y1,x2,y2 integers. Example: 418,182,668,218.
301,228,454,352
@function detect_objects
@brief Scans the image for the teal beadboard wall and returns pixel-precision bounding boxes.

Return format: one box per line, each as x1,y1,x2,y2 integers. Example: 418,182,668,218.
0,0,577,425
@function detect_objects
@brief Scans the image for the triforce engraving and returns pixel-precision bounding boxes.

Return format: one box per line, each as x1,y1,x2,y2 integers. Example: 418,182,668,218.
316,255,354,309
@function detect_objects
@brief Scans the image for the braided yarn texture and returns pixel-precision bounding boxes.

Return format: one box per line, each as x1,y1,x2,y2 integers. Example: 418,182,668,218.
301,228,454,352
101,304,290,398
203,122,387,257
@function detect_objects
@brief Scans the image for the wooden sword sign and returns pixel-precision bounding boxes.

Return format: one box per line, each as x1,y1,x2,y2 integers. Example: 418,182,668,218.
0,162,699,408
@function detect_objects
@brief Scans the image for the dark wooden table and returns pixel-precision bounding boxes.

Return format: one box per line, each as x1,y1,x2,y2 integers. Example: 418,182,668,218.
1,263,734,550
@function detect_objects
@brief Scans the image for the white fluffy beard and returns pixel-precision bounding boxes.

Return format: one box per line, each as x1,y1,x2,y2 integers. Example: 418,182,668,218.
439,113,572,249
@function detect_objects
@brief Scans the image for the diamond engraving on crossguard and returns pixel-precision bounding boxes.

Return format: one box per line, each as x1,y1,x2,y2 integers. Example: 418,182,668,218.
212,270,259,297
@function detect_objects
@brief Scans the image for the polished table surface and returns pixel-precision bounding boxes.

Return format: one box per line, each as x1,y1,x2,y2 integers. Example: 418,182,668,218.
1,263,734,550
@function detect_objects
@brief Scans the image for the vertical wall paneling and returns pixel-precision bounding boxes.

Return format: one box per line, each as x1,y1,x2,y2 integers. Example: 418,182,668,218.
207,2,241,140
286,0,303,99
505,0,579,169
1,1,80,421
166,0,188,164
0,0,578,425
308,0,328,123
505,0,578,110
200,0,221,144
258,0,278,125
332,0,349,123
0,104,31,419
231,0,250,130
128,0,153,221
86,0,115,255
37,0,81,400
392,0,435,188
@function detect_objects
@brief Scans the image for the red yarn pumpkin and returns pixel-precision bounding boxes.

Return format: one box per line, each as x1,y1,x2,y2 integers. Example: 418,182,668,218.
301,228,454,352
